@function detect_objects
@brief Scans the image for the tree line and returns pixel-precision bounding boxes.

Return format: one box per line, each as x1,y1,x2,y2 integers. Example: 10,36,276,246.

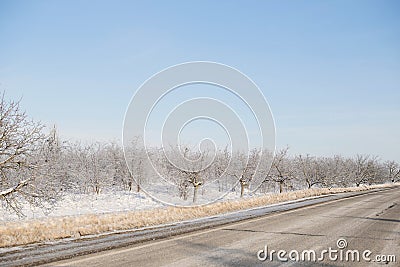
1,92,399,214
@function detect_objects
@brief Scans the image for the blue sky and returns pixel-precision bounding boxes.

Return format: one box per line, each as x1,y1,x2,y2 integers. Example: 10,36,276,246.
0,0,399,161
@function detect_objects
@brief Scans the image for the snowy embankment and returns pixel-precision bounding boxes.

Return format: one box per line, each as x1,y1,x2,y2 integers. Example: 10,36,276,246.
0,183,398,248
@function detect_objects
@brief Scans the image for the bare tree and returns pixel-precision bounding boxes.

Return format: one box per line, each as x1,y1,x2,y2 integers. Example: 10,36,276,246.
347,155,379,187
0,92,63,215
321,155,347,188
295,154,327,189
384,160,400,183
162,145,214,203
69,142,114,194
263,147,294,193
213,146,231,193
180,147,207,203
230,148,260,197
125,140,150,193
39,126,74,192
105,141,127,190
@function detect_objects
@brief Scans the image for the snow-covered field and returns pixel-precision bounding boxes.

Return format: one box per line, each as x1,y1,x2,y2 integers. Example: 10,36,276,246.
0,188,249,222
0,191,162,222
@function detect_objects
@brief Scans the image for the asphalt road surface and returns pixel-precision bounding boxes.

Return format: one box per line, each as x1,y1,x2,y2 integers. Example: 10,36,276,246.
48,187,400,267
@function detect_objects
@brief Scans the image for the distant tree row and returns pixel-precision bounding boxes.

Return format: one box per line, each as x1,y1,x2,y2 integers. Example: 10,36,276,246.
1,92,399,214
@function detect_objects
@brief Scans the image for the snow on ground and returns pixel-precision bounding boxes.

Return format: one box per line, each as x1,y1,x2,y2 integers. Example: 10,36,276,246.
0,188,250,222
0,191,162,222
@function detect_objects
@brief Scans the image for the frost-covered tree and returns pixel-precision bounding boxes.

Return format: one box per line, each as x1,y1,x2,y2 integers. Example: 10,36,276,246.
39,126,74,192
230,148,260,197
161,145,214,203
346,155,379,186
124,139,150,192
321,155,346,188
384,160,400,183
262,147,294,193
212,146,231,193
295,154,326,189
0,92,62,215
69,142,114,194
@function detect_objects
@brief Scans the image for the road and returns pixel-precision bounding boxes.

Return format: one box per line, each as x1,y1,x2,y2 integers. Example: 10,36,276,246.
49,187,400,267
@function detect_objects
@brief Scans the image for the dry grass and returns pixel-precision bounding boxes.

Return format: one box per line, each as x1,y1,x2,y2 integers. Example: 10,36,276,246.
0,183,398,248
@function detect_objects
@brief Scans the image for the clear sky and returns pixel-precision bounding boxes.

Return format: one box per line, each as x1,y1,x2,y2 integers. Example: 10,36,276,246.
0,0,399,161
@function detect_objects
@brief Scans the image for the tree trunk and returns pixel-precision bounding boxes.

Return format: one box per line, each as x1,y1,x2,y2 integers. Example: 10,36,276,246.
240,183,245,197
193,185,198,203
279,181,283,193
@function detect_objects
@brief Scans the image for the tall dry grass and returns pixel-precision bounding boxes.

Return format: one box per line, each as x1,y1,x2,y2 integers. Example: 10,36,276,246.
0,183,397,248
